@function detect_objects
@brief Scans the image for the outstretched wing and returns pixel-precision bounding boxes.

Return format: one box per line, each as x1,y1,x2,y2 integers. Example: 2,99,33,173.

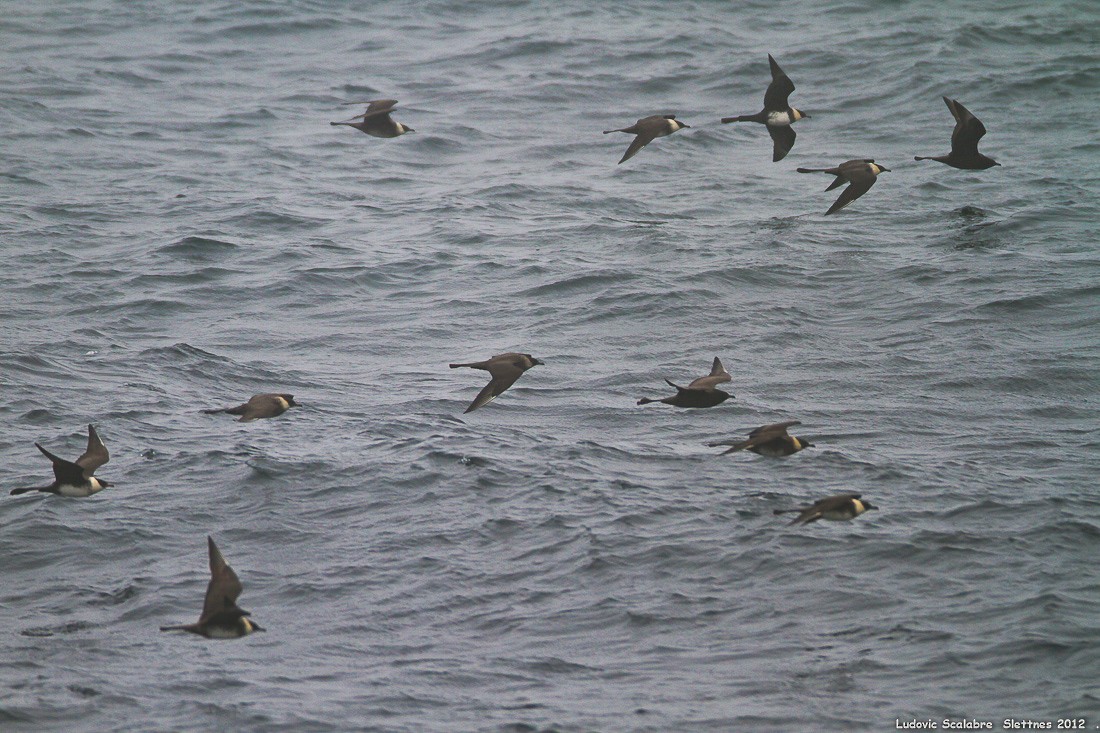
36,443,85,485
763,55,795,111
710,421,799,454
344,98,399,120
748,420,801,439
200,537,244,623
687,357,733,390
945,97,987,155
75,424,109,476
826,168,878,215
767,124,796,162
464,362,525,413
619,132,655,164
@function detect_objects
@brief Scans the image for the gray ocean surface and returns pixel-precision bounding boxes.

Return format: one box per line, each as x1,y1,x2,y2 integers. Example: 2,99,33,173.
2,0,1099,731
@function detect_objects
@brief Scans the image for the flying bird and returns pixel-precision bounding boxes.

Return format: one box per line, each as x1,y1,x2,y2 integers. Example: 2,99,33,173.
203,394,299,422
797,159,890,215
720,54,809,162
914,96,999,170
330,99,414,138
637,356,733,408
603,115,690,164
707,420,811,456
160,536,265,639
10,424,111,497
449,352,543,413
773,493,877,525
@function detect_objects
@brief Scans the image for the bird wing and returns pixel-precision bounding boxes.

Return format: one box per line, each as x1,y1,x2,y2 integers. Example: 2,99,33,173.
688,356,732,389
720,420,800,453
239,394,278,421
946,98,987,155
825,159,875,190
464,361,525,413
708,420,791,452
618,132,656,164
789,494,861,525
36,443,85,485
200,537,244,623
747,420,801,438
687,375,727,390
75,424,109,476
767,124,796,162
792,508,824,525
344,99,399,120
709,437,752,454
825,168,878,215
763,55,795,111
812,493,862,512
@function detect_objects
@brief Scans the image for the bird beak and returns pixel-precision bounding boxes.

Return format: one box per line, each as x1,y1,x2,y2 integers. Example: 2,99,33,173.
533,358,545,366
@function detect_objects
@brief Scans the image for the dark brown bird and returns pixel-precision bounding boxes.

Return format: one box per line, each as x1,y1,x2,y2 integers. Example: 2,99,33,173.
637,357,733,408
10,424,111,497
160,536,264,639
450,352,543,413
707,420,811,456
721,54,809,162
603,115,690,164
773,493,877,525
330,99,414,138
915,97,999,170
797,159,889,215
203,394,299,422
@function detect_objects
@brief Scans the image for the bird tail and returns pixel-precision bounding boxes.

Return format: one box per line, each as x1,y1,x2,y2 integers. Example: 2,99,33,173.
914,156,930,161
10,487,41,496
637,397,656,405
796,167,830,173
159,623,197,633
706,436,747,451
201,408,229,414
773,509,807,524
720,115,750,124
